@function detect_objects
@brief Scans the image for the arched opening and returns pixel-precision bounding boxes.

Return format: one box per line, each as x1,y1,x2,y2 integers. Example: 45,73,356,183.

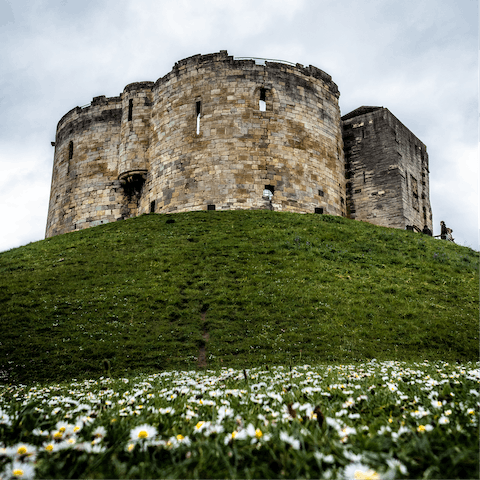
119,170,147,218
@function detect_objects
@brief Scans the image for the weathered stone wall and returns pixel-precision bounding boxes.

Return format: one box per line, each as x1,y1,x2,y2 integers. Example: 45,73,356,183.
145,52,345,216
46,95,125,237
119,82,154,178
341,107,432,232
46,50,345,238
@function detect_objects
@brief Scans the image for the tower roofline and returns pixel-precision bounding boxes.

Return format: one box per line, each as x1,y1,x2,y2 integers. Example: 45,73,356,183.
341,106,383,121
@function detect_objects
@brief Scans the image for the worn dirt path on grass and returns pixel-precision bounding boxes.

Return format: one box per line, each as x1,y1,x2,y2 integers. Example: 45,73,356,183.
197,312,209,367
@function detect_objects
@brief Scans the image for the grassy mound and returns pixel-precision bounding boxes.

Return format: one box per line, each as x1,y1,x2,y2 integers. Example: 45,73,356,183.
0,211,478,383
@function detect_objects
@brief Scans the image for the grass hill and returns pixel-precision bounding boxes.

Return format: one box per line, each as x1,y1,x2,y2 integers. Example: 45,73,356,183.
1,211,478,384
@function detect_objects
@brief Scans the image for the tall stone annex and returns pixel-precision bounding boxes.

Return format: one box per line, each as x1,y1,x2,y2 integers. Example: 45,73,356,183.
46,51,433,238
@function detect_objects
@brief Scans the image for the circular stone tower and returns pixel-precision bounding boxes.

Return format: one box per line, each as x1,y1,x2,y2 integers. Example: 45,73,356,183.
46,51,345,238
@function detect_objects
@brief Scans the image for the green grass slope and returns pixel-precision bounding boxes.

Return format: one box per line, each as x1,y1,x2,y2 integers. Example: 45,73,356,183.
1,211,478,384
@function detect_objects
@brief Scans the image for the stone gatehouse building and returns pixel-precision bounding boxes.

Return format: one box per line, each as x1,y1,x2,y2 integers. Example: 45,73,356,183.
46,50,432,238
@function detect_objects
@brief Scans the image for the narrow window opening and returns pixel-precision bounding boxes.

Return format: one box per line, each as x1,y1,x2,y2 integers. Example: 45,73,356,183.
318,189,324,197
196,101,202,134
263,185,274,200
150,200,155,213
315,207,324,214
363,171,366,183
128,99,133,121
259,88,266,112
207,204,215,211
68,141,73,160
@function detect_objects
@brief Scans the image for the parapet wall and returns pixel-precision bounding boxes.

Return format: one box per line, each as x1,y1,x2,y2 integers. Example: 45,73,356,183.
46,51,345,237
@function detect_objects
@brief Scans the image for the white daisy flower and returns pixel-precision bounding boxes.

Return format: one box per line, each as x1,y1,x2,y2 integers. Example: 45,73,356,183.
385,457,408,476
438,415,449,425
279,431,300,450
4,460,36,479
167,434,191,448
4,444,37,462
81,442,107,454
343,463,380,479
92,426,107,439
129,424,158,442
314,452,335,463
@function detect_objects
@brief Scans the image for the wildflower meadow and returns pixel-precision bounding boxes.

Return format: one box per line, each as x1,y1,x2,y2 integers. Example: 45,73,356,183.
1,360,478,479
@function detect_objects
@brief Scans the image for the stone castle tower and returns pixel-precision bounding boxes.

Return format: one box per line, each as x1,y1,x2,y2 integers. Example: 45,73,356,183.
342,107,432,231
46,50,432,238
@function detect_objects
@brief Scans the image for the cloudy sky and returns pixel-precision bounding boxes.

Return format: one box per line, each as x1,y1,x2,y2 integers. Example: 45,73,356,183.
0,0,477,252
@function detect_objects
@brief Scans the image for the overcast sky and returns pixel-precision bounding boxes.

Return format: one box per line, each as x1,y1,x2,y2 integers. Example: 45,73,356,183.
0,0,477,252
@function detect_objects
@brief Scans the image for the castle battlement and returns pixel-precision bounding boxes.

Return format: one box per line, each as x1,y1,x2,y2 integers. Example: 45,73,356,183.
46,50,432,238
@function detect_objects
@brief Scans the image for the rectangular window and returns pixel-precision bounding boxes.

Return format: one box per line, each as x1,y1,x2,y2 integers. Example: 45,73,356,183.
314,207,324,214
318,189,324,197
68,141,73,160
263,185,274,200
196,101,202,134
150,200,155,213
128,99,133,121
259,88,266,112
207,204,215,211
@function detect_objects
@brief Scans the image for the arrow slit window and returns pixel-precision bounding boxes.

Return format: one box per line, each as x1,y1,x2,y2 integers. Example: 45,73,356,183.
196,101,202,134
128,99,133,121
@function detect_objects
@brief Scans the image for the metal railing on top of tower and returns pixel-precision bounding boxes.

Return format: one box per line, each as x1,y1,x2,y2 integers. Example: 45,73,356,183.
234,56,297,66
